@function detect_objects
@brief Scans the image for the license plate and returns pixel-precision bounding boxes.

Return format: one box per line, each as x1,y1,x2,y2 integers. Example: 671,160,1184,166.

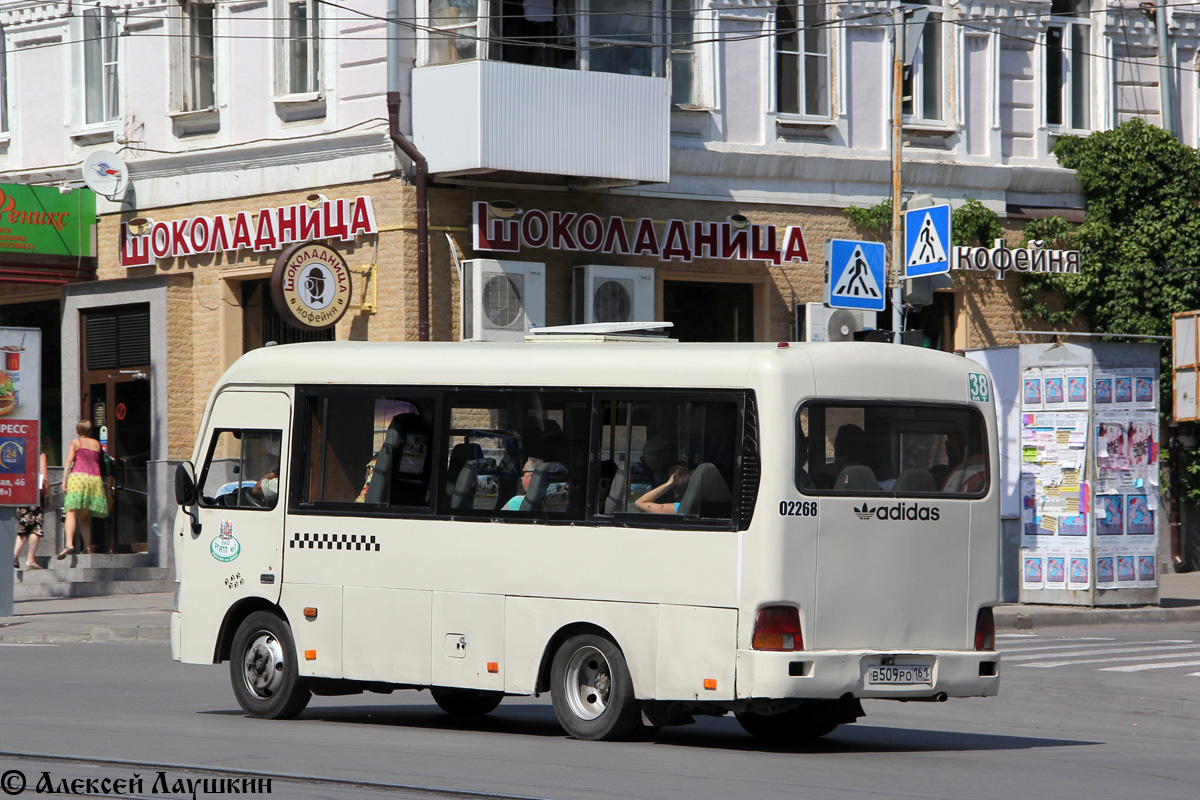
867,665,932,685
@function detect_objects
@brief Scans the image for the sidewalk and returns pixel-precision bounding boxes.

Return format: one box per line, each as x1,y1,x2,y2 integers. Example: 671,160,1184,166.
2,573,1200,644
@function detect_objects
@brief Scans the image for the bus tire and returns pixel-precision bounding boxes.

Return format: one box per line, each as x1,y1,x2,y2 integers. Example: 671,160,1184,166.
550,634,641,741
430,687,504,717
735,699,857,741
229,611,311,720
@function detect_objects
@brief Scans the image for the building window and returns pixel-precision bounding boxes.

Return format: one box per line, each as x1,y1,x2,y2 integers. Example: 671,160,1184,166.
428,0,479,63
902,0,943,124
83,5,120,124
422,0,695,93
284,0,321,94
775,0,830,117
669,0,699,105
1046,0,1090,129
183,1,216,110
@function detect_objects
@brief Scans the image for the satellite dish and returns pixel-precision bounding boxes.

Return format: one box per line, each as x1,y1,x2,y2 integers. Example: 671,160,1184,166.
82,150,130,198
826,309,863,342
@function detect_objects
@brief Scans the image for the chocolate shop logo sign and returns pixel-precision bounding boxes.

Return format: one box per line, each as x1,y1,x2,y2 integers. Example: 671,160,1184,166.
854,502,941,521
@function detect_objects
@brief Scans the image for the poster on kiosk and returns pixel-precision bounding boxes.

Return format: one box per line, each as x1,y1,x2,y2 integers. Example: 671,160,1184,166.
1018,342,1160,606
0,327,41,508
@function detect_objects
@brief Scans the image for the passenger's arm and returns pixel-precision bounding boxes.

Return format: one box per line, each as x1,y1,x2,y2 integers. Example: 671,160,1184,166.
634,480,678,514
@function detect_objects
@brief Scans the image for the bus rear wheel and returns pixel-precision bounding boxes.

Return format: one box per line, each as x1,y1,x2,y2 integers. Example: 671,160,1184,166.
229,611,311,720
430,687,504,717
735,698,861,741
550,634,641,741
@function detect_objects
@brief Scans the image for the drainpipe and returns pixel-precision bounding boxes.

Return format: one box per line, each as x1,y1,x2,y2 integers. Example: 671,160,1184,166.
387,0,430,341
1157,3,1177,138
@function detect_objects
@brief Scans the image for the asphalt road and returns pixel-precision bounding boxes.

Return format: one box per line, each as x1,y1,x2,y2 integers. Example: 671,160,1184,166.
1,621,1198,800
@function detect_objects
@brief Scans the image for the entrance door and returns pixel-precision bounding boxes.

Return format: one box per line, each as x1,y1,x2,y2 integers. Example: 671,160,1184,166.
663,281,755,342
84,378,151,552
81,305,151,553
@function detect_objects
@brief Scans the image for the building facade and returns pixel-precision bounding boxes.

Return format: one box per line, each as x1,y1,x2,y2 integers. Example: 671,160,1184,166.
0,1,1193,573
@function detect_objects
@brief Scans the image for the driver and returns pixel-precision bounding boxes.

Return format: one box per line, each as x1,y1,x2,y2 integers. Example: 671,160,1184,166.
250,456,280,504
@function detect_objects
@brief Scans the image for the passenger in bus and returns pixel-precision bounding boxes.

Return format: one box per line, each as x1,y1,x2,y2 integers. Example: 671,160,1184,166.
940,431,986,493
815,423,869,488
633,466,692,514
502,457,544,511
796,430,813,489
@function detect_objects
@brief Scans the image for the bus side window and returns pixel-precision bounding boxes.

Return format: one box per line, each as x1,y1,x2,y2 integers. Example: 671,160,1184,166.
597,397,738,521
198,429,282,510
302,394,436,510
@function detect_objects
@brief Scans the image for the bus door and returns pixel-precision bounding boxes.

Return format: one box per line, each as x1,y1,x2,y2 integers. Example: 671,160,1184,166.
804,402,985,651
181,391,290,631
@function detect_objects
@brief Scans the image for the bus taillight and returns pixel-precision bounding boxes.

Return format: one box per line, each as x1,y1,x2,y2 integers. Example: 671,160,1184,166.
752,606,804,651
974,607,995,651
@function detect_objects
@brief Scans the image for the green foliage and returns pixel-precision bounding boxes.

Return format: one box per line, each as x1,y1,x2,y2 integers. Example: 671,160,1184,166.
844,200,892,240
952,199,1003,247
1020,119,1200,501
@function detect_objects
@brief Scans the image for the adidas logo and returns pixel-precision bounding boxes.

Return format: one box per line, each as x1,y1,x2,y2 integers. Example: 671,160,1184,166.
852,502,942,522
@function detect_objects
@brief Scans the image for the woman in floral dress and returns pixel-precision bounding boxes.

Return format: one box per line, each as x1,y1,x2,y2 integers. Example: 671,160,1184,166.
58,420,108,559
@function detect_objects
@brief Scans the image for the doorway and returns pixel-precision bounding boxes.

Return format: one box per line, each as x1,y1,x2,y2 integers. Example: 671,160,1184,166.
662,281,755,342
81,305,151,553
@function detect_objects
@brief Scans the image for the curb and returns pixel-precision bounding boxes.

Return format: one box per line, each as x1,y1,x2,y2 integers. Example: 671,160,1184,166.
0,624,170,644
996,604,1200,631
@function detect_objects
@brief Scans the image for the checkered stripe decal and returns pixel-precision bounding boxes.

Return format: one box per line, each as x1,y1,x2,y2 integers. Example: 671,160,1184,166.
290,532,380,551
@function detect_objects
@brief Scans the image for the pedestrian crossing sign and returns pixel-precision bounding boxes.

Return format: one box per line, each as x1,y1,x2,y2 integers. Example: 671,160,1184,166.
826,238,886,312
904,204,952,278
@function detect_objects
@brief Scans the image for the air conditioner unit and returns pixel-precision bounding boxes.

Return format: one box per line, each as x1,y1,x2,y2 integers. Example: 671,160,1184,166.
799,302,876,343
573,265,655,324
462,260,546,341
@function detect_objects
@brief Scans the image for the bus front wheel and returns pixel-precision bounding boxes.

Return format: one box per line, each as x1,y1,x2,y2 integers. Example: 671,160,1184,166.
229,611,312,720
430,687,504,717
550,634,641,741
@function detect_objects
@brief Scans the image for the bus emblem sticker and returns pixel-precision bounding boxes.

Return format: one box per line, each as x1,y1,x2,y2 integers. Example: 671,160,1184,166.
211,520,242,563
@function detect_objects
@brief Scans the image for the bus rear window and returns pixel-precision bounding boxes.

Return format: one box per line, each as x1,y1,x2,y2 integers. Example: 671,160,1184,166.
797,403,988,497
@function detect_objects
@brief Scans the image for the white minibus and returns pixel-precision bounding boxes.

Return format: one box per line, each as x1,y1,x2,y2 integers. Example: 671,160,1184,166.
171,340,1000,741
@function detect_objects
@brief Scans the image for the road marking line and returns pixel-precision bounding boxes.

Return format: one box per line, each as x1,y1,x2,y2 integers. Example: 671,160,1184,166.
1102,659,1200,672
1015,650,1200,668
0,643,57,647
1001,640,1189,656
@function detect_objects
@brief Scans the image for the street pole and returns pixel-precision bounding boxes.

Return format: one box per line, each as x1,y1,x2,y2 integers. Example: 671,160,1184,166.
890,7,905,344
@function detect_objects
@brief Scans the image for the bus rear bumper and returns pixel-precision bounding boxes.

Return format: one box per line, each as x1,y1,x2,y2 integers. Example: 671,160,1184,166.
735,649,1000,700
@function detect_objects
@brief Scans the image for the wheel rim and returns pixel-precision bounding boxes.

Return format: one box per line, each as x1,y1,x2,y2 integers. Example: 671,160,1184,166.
563,645,612,721
242,631,286,700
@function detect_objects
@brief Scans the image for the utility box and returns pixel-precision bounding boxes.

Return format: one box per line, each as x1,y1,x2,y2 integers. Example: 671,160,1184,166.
1017,342,1161,607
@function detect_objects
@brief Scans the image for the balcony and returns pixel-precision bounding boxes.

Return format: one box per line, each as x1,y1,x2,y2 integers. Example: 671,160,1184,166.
411,60,671,186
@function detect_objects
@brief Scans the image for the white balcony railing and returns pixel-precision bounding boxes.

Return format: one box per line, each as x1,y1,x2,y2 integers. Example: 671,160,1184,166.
412,60,670,185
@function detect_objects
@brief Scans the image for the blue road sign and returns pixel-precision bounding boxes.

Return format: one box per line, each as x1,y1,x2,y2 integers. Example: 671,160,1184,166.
826,239,886,312
904,204,952,278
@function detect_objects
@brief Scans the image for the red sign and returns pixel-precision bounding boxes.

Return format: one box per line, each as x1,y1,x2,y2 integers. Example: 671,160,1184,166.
115,402,127,421
0,419,39,506
120,196,378,268
472,202,810,266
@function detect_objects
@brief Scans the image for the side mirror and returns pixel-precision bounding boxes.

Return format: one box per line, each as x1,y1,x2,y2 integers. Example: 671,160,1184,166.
175,462,197,506
175,462,202,535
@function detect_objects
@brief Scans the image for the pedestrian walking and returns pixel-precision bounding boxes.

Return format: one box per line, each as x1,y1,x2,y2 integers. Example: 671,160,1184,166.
13,450,48,570
58,420,108,559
